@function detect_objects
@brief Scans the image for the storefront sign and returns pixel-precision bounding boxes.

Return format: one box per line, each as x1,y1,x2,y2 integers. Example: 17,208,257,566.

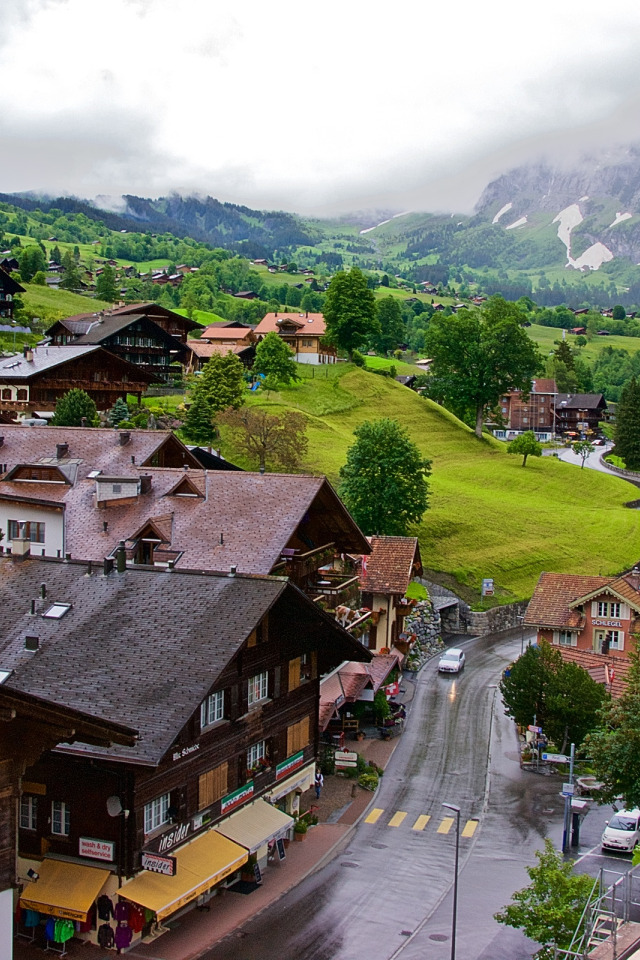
157,822,190,854
78,837,114,862
221,781,254,815
481,578,494,597
172,742,200,762
276,751,304,781
335,750,358,769
141,852,177,876
593,620,623,628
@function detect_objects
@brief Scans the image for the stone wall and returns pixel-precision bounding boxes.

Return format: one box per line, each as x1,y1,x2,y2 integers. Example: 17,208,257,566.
464,600,528,636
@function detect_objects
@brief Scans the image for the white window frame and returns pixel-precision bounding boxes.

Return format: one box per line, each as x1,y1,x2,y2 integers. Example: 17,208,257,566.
144,793,170,835
200,690,224,729
20,795,37,830
247,740,266,769
51,800,70,836
608,630,624,651
554,629,577,647
248,671,268,706
597,601,608,617
610,602,621,618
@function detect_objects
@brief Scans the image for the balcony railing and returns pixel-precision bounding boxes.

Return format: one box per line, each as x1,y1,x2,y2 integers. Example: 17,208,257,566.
273,542,336,580
310,573,360,610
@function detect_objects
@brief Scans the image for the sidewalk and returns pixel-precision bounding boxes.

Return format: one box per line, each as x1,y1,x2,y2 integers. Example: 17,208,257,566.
13,681,415,960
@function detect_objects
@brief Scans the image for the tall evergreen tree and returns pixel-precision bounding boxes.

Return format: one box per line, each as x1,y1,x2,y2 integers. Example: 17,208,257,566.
614,377,640,470
95,265,118,303
51,389,98,426
108,397,130,427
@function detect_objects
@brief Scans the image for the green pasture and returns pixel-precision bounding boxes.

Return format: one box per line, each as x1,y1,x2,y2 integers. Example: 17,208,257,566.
21,283,111,323
216,364,640,606
527,323,640,361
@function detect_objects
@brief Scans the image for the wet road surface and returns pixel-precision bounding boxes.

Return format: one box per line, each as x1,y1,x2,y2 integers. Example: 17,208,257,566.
203,630,605,960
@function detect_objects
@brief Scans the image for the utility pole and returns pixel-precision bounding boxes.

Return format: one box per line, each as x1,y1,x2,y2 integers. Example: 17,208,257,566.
562,743,576,854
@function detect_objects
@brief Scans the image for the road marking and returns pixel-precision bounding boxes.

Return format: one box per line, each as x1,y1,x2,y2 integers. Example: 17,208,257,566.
388,811,407,827
413,815,431,831
438,817,454,834
462,819,478,838
365,808,384,824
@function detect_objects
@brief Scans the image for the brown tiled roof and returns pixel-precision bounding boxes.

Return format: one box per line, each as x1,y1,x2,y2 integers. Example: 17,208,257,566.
199,327,254,341
360,536,422,596
0,557,369,764
531,378,557,393
318,655,400,730
255,313,326,337
558,647,629,698
525,572,612,628
187,341,248,358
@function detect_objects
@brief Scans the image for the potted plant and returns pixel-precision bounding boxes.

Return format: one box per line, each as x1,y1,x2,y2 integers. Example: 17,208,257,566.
293,820,308,841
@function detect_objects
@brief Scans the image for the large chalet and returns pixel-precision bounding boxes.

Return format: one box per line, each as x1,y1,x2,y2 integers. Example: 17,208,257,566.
4,557,369,948
0,267,25,321
254,313,337,365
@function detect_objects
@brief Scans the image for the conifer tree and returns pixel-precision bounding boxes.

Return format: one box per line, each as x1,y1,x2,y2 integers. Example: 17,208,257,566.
51,389,98,426
614,377,640,470
108,397,130,427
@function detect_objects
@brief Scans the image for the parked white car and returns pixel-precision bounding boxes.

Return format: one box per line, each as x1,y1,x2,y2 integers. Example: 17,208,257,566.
601,809,640,853
438,648,466,674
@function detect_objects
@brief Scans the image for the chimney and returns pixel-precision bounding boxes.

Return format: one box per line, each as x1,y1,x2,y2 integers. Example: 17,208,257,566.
229,564,237,577
56,442,69,459
40,583,46,600
23,345,34,362
103,556,114,576
116,540,126,574
140,474,152,494
119,431,131,446
131,455,136,465
11,521,30,562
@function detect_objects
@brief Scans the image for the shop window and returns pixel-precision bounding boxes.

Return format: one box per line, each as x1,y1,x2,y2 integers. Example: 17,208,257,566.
287,716,310,755
51,800,70,836
248,671,268,706
20,795,38,830
144,793,170,835
200,690,224,729
198,763,228,810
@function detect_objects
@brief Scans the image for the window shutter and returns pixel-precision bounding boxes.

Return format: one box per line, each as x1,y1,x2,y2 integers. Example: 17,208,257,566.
621,604,629,619
273,665,281,699
552,631,559,644
571,633,577,647
289,658,300,692
200,701,206,729
591,601,598,616
230,684,239,721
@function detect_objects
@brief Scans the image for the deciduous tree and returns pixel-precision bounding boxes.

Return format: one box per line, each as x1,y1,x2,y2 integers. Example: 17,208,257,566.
339,418,431,536
51,389,98,426
218,407,308,472
424,296,541,437
95,265,118,303
253,331,299,387
495,839,595,960
374,296,405,354
507,430,542,467
323,267,379,358
572,440,594,469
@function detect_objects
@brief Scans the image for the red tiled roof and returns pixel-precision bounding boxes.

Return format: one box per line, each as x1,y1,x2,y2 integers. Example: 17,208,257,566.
558,647,629,698
255,313,326,337
199,326,254,341
525,572,612,628
187,341,248,358
360,536,422,596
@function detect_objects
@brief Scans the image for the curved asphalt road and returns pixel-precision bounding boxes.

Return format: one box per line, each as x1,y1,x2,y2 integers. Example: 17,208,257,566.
205,630,564,960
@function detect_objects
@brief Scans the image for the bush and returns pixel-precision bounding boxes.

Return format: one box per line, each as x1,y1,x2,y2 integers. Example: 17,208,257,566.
358,771,379,791
351,350,366,368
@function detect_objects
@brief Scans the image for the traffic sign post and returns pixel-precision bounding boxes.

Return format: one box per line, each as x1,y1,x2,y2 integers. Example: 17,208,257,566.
562,743,576,854
542,753,571,763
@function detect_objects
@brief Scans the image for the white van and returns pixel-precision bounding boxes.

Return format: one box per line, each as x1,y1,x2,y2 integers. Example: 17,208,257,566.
601,809,640,853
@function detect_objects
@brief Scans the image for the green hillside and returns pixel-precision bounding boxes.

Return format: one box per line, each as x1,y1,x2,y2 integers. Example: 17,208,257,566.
219,364,640,606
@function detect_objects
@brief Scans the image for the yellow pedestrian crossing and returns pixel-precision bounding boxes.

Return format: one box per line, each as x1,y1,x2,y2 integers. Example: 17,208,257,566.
412,815,431,831
388,811,407,827
363,808,480,837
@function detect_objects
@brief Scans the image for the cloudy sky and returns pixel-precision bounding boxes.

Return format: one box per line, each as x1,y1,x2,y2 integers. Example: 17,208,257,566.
3,0,640,215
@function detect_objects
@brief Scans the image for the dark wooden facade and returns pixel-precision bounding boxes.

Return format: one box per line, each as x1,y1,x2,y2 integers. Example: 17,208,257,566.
0,267,25,320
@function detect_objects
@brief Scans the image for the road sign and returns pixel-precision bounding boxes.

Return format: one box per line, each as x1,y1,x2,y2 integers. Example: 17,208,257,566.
528,725,542,733
562,783,575,797
542,753,571,763
335,750,358,769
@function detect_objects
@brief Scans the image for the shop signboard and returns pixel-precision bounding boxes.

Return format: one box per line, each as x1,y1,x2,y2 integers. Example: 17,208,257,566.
481,578,494,597
253,862,262,885
141,852,177,876
542,753,571,763
276,838,286,861
335,750,358,769
276,750,304,781
221,781,254,815
79,837,114,862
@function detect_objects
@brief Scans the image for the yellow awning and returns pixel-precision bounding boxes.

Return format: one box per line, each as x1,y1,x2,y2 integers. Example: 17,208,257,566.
119,830,247,921
20,859,109,923
216,799,294,853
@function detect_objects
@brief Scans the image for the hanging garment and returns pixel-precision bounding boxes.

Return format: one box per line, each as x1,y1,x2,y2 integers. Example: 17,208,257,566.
97,894,114,921
98,924,115,949
44,917,56,942
54,919,75,943
114,900,130,923
114,924,133,950
23,909,41,928
128,904,145,933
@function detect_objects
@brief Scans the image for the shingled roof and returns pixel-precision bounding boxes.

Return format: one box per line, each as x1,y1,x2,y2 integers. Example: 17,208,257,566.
0,557,368,765
360,536,422,596
525,572,612,629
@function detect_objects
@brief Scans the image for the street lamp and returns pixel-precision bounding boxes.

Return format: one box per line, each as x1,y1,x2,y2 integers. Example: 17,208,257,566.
442,802,461,960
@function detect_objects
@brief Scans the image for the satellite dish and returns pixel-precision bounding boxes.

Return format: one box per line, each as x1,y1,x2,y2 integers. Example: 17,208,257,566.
106,796,123,817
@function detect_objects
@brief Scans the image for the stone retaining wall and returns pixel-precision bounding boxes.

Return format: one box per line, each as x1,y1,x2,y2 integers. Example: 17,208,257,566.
464,600,529,636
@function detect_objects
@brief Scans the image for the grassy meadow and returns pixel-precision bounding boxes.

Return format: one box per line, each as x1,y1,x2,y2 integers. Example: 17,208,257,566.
216,363,640,606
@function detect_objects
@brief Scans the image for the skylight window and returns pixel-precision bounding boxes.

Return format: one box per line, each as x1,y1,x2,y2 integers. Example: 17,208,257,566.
43,603,72,619
0,670,11,684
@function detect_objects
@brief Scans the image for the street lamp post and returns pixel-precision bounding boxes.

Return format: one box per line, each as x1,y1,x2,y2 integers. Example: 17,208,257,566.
442,802,461,960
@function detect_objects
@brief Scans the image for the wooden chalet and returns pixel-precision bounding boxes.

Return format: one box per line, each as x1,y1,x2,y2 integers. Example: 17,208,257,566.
4,558,370,947
359,536,423,653
0,267,25,321
189,323,257,371
45,312,190,381
0,344,158,417
254,313,337,365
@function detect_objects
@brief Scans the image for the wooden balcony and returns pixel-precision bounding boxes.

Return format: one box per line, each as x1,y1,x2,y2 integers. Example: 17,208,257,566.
273,542,336,580
310,573,360,610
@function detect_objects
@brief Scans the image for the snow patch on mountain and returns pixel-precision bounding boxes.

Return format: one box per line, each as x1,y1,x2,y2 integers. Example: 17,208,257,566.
506,216,527,230
492,202,512,224
609,211,633,228
570,242,614,271
552,203,613,270
553,204,583,253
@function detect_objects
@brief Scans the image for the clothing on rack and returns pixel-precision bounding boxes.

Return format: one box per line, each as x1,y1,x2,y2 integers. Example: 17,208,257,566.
128,903,145,933
97,894,114,921
98,924,115,949
44,917,56,942
23,909,40,927
53,919,75,943
114,924,133,951
114,900,130,923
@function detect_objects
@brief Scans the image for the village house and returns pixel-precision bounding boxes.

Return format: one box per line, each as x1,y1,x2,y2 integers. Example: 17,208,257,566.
3,556,370,949
0,345,158,420
189,322,257,371
524,569,640,696
0,267,25,321
358,536,423,653
554,393,607,437
493,379,558,441
254,312,337,365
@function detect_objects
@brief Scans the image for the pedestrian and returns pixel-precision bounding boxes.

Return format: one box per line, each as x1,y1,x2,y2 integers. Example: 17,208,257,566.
314,769,323,799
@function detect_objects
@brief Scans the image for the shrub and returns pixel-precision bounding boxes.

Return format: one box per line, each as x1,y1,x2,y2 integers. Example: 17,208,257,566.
358,771,379,791
351,350,366,367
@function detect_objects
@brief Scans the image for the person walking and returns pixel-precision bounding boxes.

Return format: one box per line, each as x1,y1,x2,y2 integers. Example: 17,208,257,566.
314,769,324,799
